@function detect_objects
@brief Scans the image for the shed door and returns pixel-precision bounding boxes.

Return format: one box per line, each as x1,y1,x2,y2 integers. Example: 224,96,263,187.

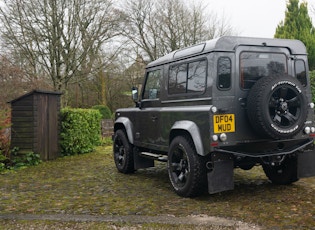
37,94,59,160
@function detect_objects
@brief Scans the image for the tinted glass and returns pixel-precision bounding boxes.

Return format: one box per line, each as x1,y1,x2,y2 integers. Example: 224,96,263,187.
169,60,206,94
295,60,307,86
188,60,207,92
240,52,287,89
169,64,187,94
143,70,161,99
218,57,231,89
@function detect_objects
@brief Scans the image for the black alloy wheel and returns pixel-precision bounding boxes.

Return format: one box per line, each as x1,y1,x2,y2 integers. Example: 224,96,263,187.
113,129,135,174
168,135,206,197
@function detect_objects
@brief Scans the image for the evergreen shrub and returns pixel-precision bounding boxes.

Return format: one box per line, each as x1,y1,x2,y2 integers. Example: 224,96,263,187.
61,108,102,155
92,105,112,119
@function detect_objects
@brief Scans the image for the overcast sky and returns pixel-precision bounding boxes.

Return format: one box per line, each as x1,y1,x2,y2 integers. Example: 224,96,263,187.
208,0,315,38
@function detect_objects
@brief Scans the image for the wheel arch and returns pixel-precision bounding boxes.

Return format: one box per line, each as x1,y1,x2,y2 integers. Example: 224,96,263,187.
114,117,134,144
170,120,205,156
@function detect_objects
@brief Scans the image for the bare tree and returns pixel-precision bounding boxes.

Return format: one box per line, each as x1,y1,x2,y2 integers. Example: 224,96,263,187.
0,0,122,106
121,0,235,62
66,45,131,109
0,53,52,109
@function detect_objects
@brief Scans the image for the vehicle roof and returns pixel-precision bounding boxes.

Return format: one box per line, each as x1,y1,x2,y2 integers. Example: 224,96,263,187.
146,36,307,68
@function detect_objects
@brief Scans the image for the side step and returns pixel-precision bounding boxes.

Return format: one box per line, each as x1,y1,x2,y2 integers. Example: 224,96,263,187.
139,152,168,162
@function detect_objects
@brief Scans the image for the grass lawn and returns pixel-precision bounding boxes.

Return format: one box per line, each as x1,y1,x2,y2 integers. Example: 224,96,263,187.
0,145,314,229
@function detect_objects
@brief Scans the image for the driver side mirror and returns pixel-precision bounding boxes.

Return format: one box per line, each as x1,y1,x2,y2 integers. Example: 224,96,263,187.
132,87,139,102
132,87,141,108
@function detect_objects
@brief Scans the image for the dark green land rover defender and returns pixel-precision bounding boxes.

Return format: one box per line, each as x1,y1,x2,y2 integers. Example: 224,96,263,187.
113,36,315,197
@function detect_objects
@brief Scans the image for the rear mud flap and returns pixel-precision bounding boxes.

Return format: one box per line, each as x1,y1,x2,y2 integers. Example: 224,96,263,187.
133,150,154,170
298,149,315,178
207,158,234,194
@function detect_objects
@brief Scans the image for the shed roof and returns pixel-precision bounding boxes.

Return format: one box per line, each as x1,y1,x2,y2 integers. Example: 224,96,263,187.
147,36,307,68
9,90,62,104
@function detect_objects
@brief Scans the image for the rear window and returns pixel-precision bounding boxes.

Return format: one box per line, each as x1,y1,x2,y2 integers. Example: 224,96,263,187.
240,52,287,89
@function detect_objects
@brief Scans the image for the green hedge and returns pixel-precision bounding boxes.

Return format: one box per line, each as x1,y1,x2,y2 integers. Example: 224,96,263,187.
60,108,102,155
92,105,112,119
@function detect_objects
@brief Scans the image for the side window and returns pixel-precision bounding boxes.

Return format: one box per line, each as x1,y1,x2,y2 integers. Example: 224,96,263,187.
169,60,206,94
295,60,307,86
169,64,187,94
218,57,231,89
142,70,161,99
188,60,207,92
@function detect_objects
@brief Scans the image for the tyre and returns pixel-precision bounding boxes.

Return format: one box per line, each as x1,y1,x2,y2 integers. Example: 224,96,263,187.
262,156,298,185
167,135,206,197
247,75,307,139
113,129,135,174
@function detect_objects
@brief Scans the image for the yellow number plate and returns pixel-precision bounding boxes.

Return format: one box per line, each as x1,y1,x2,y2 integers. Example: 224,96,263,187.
213,114,235,133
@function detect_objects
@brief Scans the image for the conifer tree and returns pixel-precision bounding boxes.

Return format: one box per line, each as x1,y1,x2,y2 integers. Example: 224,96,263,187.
275,0,315,70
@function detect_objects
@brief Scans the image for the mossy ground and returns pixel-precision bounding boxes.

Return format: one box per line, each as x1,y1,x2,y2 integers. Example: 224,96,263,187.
0,146,314,229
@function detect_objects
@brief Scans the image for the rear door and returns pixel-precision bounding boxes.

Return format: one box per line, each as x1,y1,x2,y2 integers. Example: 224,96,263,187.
235,46,292,140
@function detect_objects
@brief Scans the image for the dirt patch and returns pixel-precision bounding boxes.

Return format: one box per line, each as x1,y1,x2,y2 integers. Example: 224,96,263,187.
0,213,260,229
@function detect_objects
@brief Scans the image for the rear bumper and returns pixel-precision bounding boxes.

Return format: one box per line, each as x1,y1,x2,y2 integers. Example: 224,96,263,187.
206,140,315,194
214,139,313,158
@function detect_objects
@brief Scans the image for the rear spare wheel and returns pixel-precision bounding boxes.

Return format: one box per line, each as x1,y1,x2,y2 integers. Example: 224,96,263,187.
247,75,307,139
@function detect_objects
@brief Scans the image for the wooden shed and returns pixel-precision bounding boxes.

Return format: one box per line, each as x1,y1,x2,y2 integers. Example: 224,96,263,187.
10,90,62,161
